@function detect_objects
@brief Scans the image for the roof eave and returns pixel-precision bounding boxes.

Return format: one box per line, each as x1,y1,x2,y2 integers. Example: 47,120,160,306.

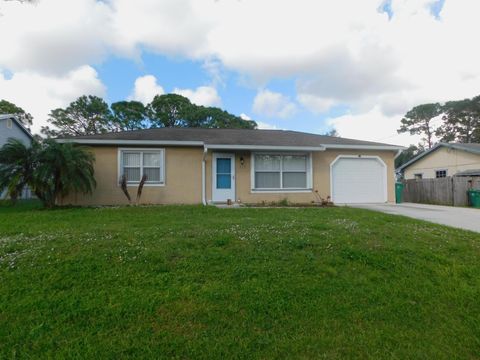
56,139,205,146
56,138,405,152
448,143,480,156
205,144,326,151
323,144,406,151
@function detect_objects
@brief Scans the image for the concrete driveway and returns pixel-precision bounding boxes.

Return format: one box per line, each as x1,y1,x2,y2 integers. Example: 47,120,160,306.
350,202,480,233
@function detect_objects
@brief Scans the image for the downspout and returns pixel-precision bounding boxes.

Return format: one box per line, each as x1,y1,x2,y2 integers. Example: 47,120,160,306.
202,146,208,205
394,149,404,183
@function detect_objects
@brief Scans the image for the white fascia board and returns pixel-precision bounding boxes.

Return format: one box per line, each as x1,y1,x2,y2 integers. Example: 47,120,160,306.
205,144,326,151
55,139,204,146
323,144,406,151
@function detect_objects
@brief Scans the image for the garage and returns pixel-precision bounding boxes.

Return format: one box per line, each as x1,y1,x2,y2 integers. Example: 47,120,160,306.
331,156,387,204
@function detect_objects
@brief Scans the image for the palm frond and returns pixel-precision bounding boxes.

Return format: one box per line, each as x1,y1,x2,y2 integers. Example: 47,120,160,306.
136,174,147,205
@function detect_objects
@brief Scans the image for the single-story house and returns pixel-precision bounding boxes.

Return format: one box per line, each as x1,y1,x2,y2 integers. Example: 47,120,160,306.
0,114,34,199
58,128,404,206
397,143,480,180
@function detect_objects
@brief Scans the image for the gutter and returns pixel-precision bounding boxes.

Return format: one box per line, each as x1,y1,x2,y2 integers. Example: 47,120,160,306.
322,144,406,151
205,144,326,151
55,139,204,146
56,139,404,152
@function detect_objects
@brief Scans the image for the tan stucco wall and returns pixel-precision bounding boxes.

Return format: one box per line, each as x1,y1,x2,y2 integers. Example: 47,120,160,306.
63,146,396,206
404,147,480,179
205,149,396,204
62,146,203,205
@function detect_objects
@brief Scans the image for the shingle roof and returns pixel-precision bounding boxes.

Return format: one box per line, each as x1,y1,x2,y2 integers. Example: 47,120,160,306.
448,143,480,153
397,142,480,172
58,128,403,149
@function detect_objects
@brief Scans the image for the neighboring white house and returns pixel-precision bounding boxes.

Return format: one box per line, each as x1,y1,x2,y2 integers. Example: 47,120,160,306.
0,114,34,199
397,143,480,180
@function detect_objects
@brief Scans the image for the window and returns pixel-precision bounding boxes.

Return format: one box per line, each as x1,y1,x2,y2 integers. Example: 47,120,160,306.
216,158,232,189
435,170,447,178
120,149,164,185
6,118,13,129
253,153,310,190
414,173,423,180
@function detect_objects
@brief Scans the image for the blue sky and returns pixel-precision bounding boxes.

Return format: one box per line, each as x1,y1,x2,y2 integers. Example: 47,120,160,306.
0,0,477,147
94,52,341,134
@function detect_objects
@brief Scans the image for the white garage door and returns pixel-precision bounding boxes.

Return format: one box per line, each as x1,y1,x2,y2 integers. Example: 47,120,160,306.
331,157,387,204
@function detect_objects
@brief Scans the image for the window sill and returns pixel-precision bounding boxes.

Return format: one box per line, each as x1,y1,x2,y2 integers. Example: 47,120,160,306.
250,189,313,194
121,183,165,187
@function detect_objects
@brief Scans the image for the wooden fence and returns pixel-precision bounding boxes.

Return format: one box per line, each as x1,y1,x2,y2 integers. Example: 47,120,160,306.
403,177,480,206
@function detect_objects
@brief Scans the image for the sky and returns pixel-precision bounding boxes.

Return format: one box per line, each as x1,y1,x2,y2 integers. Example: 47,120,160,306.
0,0,479,146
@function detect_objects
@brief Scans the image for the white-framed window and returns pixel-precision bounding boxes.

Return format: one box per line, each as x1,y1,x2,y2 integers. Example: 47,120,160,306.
6,118,13,129
435,169,447,178
252,153,312,190
414,173,423,180
119,149,165,185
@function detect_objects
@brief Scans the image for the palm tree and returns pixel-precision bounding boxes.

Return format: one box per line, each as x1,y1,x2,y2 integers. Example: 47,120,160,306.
0,139,40,203
35,140,96,208
0,139,96,208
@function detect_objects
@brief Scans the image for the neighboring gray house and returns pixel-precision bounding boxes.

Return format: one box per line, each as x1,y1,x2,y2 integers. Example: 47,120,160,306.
0,114,34,199
0,114,33,147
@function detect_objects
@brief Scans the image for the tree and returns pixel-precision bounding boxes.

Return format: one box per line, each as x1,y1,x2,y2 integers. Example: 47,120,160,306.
43,93,257,135
398,103,442,149
395,144,423,169
111,101,148,131
146,94,256,129
42,95,114,137
437,96,480,143
322,129,339,137
0,139,40,203
147,94,193,128
0,99,33,127
187,106,257,129
0,139,96,208
35,140,96,208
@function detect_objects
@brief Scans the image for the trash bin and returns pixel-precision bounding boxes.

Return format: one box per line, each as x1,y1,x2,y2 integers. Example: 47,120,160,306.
395,183,404,204
467,189,480,208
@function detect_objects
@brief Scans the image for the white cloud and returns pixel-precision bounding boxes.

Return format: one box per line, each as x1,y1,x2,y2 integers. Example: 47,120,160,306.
129,75,165,104
256,121,279,130
297,94,336,114
109,0,211,59
0,66,105,133
253,89,296,118
173,86,221,107
239,113,251,121
129,75,221,107
0,0,112,75
327,106,422,147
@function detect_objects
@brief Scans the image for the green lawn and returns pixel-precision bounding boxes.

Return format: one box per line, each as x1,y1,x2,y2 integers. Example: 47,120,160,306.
1,202,479,359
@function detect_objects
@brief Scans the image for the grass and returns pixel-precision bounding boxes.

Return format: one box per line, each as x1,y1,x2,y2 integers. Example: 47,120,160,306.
1,202,480,359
